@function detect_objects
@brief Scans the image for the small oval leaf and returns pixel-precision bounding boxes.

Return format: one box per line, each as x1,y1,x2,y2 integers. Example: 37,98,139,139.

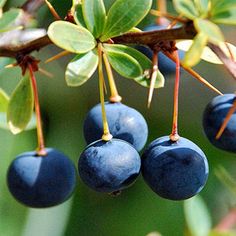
0,8,22,32
65,49,98,87
82,0,106,38
0,0,7,8
48,21,96,53
0,112,36,131
100,0,152,41
103,46,142,79
0,88,9,112
182,33,208,67
211,9,236,25
103,44,164,88
173,0,199,20
7,73,34,134
74,3,87,28
177,41,236,64
194,18,224,44
184,195,212,236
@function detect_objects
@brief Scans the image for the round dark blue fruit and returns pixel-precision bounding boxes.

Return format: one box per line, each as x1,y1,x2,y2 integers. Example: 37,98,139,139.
137,24,184,75
78,138,141,193
203,94,236,152
142,136,209,200
83,102,148,151
7,148,77,208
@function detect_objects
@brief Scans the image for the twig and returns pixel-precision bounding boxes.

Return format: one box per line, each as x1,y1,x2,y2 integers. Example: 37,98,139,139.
209,43,236,80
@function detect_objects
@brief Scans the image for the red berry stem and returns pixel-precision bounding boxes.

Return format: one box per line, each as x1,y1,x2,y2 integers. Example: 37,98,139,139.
170,50,180,142
28,64,47,156
98,43,113,141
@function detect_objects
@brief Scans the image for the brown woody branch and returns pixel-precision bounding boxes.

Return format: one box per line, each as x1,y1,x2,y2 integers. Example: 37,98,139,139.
0,0,235,82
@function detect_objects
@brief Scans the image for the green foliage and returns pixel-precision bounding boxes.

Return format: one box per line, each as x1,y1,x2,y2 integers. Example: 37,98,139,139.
82,0,106,38
174,0,236,67
0,0,7,8
100,0,152,41
194,19,224,44
65,49,98,86
182,33,208,67
0,88,9,112
0,8,23,32
173,0,199,20
208,231,236,236
48,21,97,54
7,73,34,134
74,3,87,28
184,195,212,236
103,44,142,79
103,44,164,88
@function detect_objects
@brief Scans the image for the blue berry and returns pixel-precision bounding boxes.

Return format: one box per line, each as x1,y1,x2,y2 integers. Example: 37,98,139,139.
83,102,148,151
78,139,141,193
142,136,209,200
203,94,236,152
7,148,77,208
137,24,184,75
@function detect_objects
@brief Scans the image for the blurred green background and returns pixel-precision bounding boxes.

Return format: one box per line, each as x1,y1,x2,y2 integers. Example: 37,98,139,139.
1,0,236,236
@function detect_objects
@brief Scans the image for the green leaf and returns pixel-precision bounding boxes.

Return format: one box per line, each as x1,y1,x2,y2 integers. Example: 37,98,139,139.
74,3,87,28
211,9,236,25
100,0,152,41
177,41,236,64
0,0,7,8
182,33,208,67
173,0,199,20
48,21,96,54
65,49,98,86
7,73,34,134
0,88,9,112
0,112,36,131
194,18,224,44
194,0,210,16
103,44,164,88
211,0,236,15
103,45,142,79
184,195,212,236
0,8,22,32
82,0,106,38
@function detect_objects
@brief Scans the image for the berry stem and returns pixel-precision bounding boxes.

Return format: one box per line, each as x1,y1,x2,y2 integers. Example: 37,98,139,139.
163,51,223,95
28,64,47,156
170,50,180,142
102,51,122,103
216,98,236,139
98,43,113,141
147,50,158,108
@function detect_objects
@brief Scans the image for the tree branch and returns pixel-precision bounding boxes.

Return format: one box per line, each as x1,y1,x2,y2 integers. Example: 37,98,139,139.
112,22,196,45
0,35,52,58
